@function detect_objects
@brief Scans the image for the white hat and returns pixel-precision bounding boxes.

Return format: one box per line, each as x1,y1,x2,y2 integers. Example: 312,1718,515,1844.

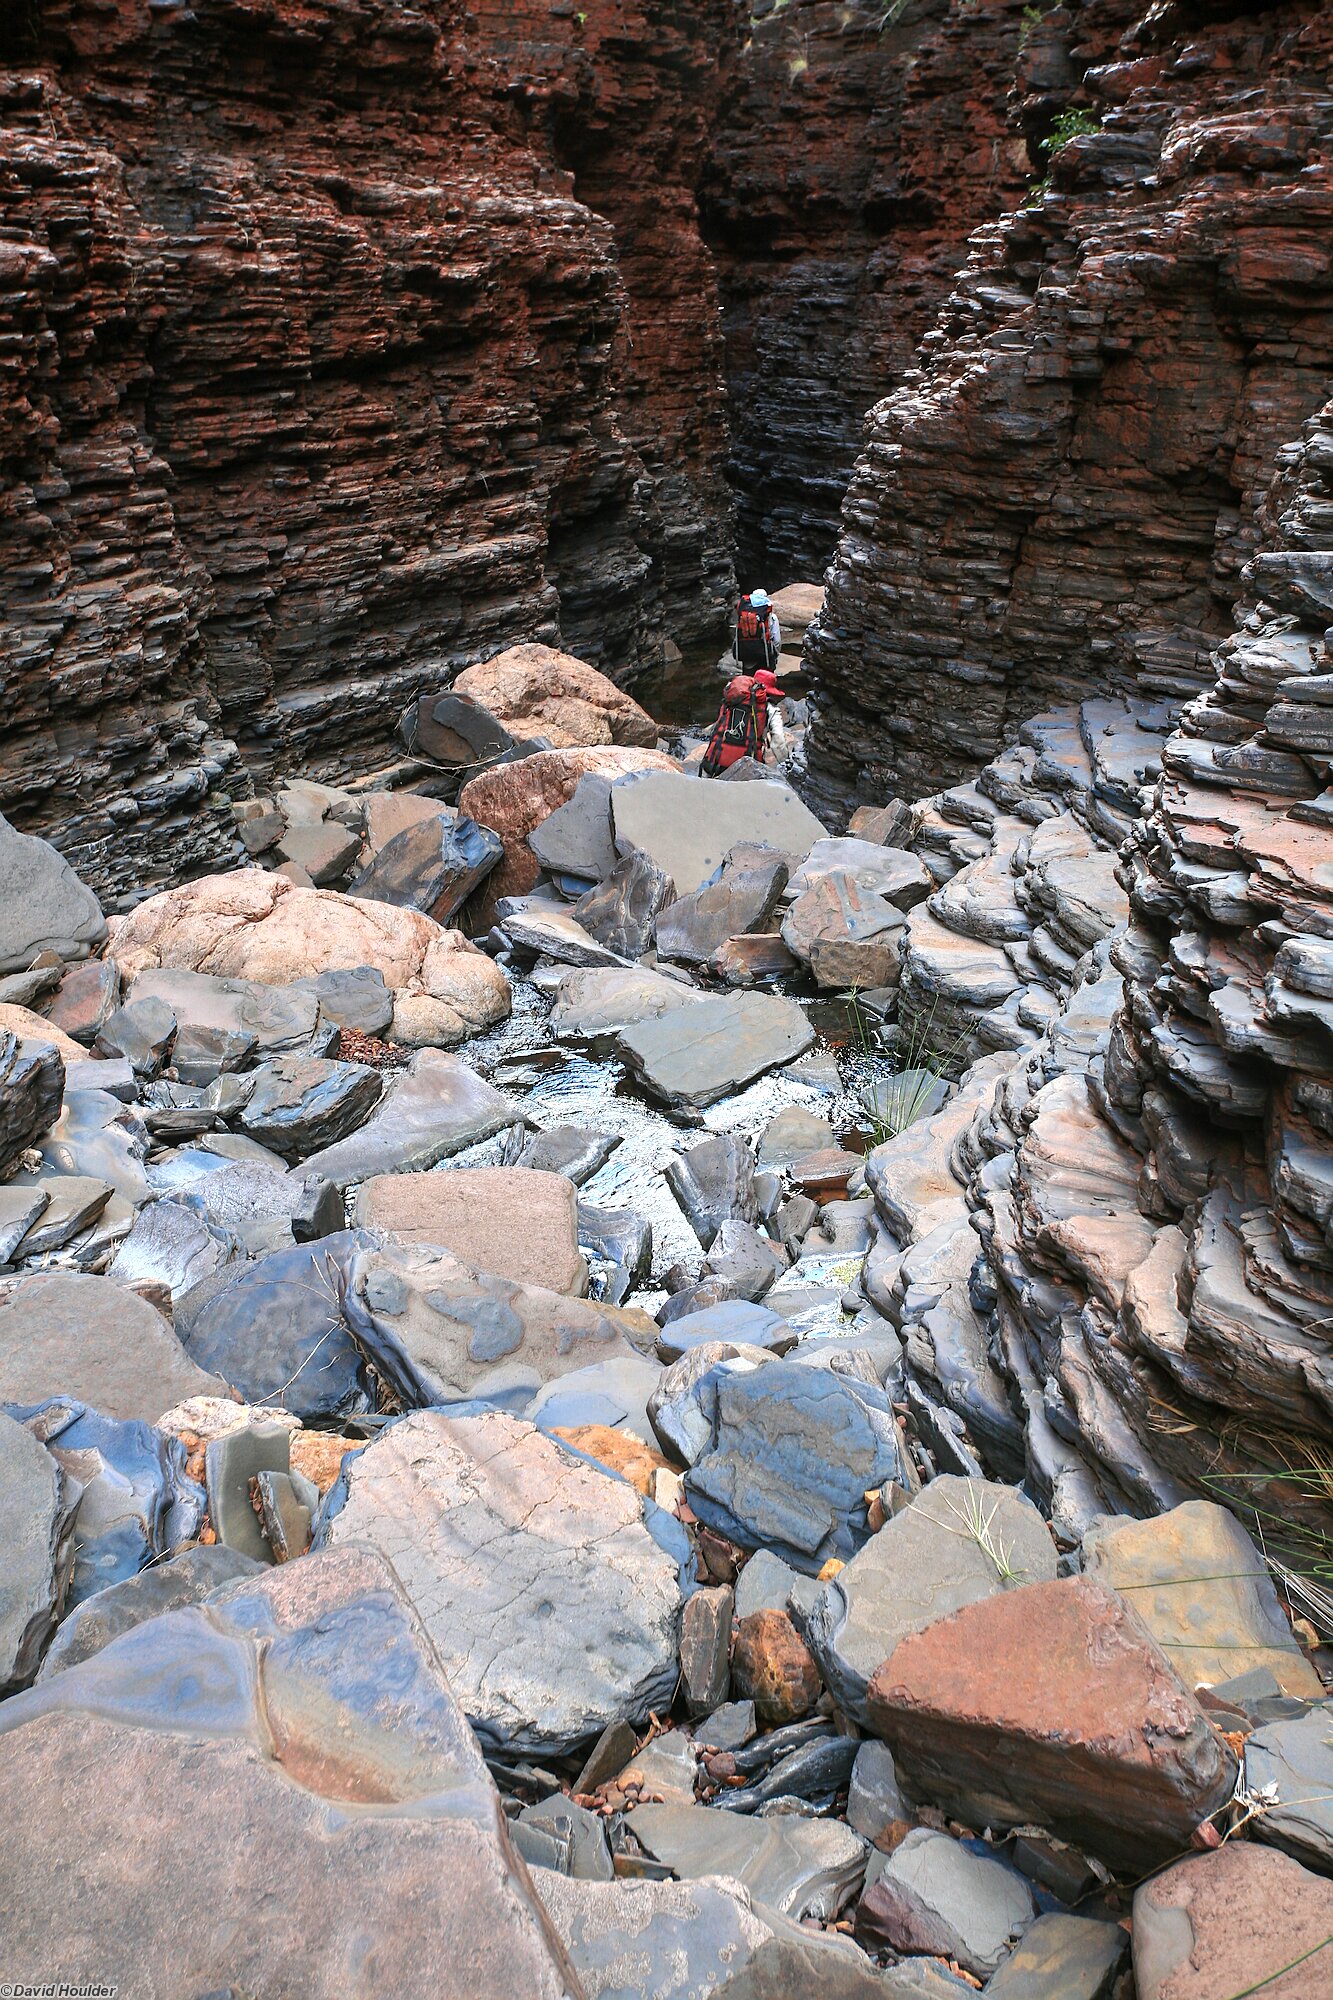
750,588,770,608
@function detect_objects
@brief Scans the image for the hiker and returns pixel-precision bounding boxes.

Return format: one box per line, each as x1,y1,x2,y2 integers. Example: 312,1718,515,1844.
751,664,789,763
701,672,770,776
734,587,782,674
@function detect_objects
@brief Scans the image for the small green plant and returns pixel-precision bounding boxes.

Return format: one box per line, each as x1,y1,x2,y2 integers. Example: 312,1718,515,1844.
1041,106,1102,157
936,1488,1030,1585
1018,3,1044,49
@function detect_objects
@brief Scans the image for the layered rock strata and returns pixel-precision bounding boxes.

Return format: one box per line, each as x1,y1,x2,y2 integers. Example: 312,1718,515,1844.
861,401,1333,1570
804,0,1333,813
0,0,736,900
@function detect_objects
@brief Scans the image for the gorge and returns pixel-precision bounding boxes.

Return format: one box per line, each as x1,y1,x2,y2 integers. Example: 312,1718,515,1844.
3,1,1333,1994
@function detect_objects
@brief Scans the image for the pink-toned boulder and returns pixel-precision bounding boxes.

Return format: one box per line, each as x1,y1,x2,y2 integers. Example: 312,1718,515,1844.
454,645,658,751
459,746,677,915
106,870,510,1047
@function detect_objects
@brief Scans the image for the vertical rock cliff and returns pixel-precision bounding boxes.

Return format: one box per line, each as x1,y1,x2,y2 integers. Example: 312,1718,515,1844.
803,0,1333,817
0,0,736,900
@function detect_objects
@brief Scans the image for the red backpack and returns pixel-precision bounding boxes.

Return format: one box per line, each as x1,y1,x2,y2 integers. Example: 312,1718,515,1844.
702,675,769,776
736,597,763,644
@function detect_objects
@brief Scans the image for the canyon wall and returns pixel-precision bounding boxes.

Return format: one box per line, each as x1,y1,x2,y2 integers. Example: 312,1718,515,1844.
0,0,737,902
803,0,1333,818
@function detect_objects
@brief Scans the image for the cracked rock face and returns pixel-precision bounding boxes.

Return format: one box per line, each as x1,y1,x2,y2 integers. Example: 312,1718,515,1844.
320,1407,685,1754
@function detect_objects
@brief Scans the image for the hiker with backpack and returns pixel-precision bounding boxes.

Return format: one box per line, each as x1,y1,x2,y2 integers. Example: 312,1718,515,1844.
734,587,782,674
701,672,770,776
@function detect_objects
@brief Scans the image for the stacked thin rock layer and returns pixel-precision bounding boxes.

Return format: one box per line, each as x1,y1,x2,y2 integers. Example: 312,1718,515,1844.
0,0,736,901
804,0,1333,815
862,400,1333,1560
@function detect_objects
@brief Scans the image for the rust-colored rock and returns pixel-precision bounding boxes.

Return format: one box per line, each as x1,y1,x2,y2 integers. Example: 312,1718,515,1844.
730,1608,822,1725
458,746,677,913
866,1575,1237,1870
454,646,658,751
1133,1843,1333,2000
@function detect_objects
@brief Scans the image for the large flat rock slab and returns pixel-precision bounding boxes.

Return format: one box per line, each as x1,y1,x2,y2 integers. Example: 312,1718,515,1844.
618,991,815,1110
611,770,826,896
1133,1844,1333,2000
301,1048,515,1188
867,1575,1238,1870
321,1407,685,1754
355,1166,587,1294
0,1546,579,1997
0,815,106,973
341,1238,652,1410
550,965,705,1054
0,1271,227,1423
626,1801,866,1922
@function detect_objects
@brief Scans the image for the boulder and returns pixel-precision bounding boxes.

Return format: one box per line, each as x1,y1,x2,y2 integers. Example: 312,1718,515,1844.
0,1271,228,1422
127,967,321,1065
175,1233,373,1421
300,1048,515,1188
401,687,520,772
518,1124,621,1185
983,1912,1129,2000
0,816,106,974
348,813,502,923
237,1053,383,1163
656,851,789,968
626,1803,866,1922
855,1828,1035,1979
354,1167,587,1294
684,1357,906,1573
37,1086,151,1204
618,991,815,1110
169,1160,341,1251
786,839,932,909
0,1410,76,1692
665,1133,757,1249
806,1475,1058,1725
1132,1843,1333,2000
781,874,905,991
731,1608,822,1723
611,771,826,897
0,1547,580,1997
361,790,454,855
528,773,619,882
46,958,120,1044
1246,1705,1333,1872
105,1198,232,1300
537,1873,890,1999
320,1408,685,1754
108,869,510,1045
0,1032,63,1178
338,1240,652,1416
36,1543,260,1680
455,645,658,750
574,849,675,958
549,965,705,1054
290,965,395,1036
459,747,677,913
867,1575,1238,1870
647,1341,777,1466
1082,1500,1320,1699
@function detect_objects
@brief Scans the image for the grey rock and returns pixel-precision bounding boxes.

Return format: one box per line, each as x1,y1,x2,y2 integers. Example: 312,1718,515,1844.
238,1053,383,1163
291,966,394,1037
529,773,619,882
17,1399,205,1610
681,1584,733,1715
254,1467,316,1562
0,1270,227,1422
620,1725,699,1807
648,1342,777,1465
502,903,625,968
656,854,789,968
401,687,517,770
699,1699,757,1750
701,1219,788,1301
846,1740,910,1845
666,1133,757,1249
513,1796,614,1882
549,965,705,1054
38,1088,148,1203
575,849,675,958
349,813,502,923
856,1829,1034,1978
172,1020,259,1084
46,958,120,1044
734,1548,802,1622
519,1123,622,1185
611,771,826,897
984,1912,1129,2000
37,1544,262,1681
0,964,62,1009
786,839,931,908
180,1161,342,1251
1247,1705,1333,1871
537,1872,888,1998
7,1174,111,1256
107,1198,233,1300
94,996,176,1078
205,1421,293,1562
527,1354,664,1443
175,1232,373,1421
861,1069,951,1134
0,1546,580,1997
578,1203,653,1306
0,1186,50,1264
341,1237,652,1417
619,992,816,1111
276,819,362,885
627,1802,867,1922
0,816,106,974
320,1408,685,1754
0,1032,64,1178
758,1106,836,1167
0,1410,76,1692
806,1476,1059,1726
129,967,323,1061
574,1718,639,1794
684,1358,907,1574
300,1048,514,1188
656,1301,787,1361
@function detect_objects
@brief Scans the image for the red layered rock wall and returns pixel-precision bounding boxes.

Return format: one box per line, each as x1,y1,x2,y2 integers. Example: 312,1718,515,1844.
704,0,1042,584
0,0,736,901
802,0,1333,817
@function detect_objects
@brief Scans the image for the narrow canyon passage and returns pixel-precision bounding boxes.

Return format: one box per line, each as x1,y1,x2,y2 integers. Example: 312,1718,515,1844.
2,2,1333,1994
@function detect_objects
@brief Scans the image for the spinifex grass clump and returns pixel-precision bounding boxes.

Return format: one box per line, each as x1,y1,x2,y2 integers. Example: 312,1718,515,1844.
840,987,969,1146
